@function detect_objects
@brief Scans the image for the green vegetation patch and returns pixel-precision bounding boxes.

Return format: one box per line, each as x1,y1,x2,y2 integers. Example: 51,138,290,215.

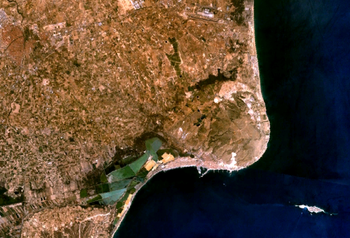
128,188,136,194
96,183,110,193
128,179,140,188
116,201,124,210
87,194,102,204
108,165,136,182
122,156,138,165
126,179,140,194
119,192,130,203
100,173,108,183
136,168,149,180
116,191,131,209
80,188,88,198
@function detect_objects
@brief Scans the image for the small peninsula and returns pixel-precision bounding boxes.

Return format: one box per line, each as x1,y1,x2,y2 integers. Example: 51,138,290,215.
0,0,269,236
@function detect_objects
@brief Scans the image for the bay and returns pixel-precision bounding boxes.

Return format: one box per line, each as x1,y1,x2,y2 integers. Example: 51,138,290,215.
115,0,350,237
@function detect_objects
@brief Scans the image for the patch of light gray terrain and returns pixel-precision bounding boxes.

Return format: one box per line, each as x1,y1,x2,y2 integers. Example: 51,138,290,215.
214,81,262,128
218,152,243,170
296,205,337,215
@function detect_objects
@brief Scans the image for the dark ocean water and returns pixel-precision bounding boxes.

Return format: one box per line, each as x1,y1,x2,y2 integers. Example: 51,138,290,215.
114,0,350,237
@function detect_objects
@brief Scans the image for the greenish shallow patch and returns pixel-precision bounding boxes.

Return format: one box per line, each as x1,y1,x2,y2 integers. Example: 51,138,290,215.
145,137,162,161
145,137,162,152
129,153,150,173
99,188,127,205
108,165,136,182
149,150,158,161
109,179,132,191
135,176,145,183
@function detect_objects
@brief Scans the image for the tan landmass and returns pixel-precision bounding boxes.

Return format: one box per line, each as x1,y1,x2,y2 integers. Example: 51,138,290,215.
0,0,269,236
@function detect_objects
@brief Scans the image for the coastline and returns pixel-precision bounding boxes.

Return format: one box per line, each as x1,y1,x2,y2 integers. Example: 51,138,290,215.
110,157,240,238
110,3,267,237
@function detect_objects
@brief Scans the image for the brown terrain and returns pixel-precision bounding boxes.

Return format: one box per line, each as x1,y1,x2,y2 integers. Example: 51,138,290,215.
0,0,269,236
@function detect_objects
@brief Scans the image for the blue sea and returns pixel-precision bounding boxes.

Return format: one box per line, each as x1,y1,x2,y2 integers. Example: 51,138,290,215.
114,0,350,237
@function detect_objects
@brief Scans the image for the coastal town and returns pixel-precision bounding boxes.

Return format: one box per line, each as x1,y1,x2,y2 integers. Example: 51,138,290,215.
0,0,269,236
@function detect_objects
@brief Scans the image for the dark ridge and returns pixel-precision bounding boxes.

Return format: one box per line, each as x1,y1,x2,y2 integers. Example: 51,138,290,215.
194,114,207,127
133,131,193,161
0,187,24,206
0,187,6,195
133,132,166,151
23,26,31,42
166,37,182,77
103,147,140,175
188,69,235,91
72,59,81,67
230,0,245,25
82,166,106,187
